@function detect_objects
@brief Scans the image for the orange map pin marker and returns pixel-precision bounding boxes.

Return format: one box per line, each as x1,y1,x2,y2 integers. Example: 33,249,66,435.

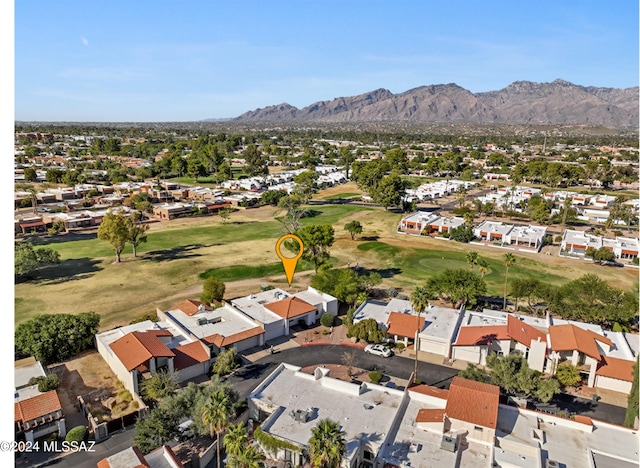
276,234,304,286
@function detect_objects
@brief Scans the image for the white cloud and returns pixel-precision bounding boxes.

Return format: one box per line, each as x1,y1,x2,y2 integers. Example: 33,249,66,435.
81,37,89,47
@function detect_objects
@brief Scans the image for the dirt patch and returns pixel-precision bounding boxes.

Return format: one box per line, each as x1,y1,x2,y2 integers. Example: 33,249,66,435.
49,349,136,429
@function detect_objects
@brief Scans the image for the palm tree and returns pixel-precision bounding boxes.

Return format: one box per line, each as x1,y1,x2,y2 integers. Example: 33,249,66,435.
308,418,346,468
201,388,233,468
228,445,265,468
411,286,431,384
223,422,249,459
465,251,479,270
476,258,489,277
502,253,516,311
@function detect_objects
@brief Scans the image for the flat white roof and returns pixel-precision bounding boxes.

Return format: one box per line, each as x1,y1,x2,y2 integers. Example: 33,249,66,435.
15,360,46,389
497,406,640,467
165,304,261,341
250,363,404,458
421,305,463,341
231,289,289,325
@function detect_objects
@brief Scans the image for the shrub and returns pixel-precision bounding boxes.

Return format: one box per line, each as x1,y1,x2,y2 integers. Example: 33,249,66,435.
65,426,88,443
320,313,334,328
28,374,60,392
368,371,383,384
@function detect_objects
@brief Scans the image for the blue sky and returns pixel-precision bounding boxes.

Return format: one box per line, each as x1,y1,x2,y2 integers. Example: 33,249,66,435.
13,0,640,122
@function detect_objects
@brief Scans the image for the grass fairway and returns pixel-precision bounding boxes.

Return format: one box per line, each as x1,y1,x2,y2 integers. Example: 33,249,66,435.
15,201,637,330
355,241,569,293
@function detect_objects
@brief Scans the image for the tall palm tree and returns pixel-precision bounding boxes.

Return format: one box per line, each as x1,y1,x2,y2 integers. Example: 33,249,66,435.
411,286,431,384
202,388,232,468
223,422,249,460
308,419,346,468
465,251,479,270
502,253,516,311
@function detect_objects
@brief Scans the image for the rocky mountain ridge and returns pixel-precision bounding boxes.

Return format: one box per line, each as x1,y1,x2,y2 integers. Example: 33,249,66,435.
233,79,639,129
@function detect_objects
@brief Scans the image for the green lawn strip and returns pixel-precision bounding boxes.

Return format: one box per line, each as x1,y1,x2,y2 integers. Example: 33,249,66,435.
200,259,317,282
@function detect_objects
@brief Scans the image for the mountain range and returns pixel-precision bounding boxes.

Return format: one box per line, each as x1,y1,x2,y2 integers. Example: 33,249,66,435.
233,79,638,129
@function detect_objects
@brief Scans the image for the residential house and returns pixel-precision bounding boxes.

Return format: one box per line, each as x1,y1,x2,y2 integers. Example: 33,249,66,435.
560,229,639,261
473,221,547,251
95,320,211,397
14,357,66,443
158,299,266,354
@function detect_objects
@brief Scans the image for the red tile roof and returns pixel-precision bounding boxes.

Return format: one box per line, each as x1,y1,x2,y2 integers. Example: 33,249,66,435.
445,377,500,429
203,326,265,348
173,341,210,371
549,324,611,360
596,356,635,382
408,384,449,399
15,390,62,423
386,312,425,339
506,315,546,347
174,299,211,316
453,325,510,346
110,331,175,372
264,297,316,319
416,408,446,423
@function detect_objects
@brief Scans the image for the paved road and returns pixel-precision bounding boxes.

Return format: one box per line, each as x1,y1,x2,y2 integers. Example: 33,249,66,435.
21,344,627,467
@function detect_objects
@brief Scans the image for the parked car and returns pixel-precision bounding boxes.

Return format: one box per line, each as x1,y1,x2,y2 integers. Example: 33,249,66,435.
364,344,392,358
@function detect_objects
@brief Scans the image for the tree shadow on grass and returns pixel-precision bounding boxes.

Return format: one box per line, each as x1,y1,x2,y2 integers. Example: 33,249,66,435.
16,257,102,285
145,244,211,261
359,267,403,279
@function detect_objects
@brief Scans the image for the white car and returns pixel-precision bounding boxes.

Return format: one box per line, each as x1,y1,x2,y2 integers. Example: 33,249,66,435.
364,344,392,358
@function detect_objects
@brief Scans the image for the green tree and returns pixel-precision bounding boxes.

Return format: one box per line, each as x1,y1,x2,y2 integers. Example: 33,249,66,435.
223,422,248,459
293,224,335,272
23,167,37,182
624,358,639,428
211,348,240,376
308,419,347,468
502,253,516,311
15,312,100,365
219,206,233,224
14,242,60,277
458,363,487,382
98,210,131,263
554,362,582,388
201,388,234,468
411,287,431,383
141,369,179,402
128,211,149,258
261,189,287,206
465,251,479,270
293,170,319,201
372,173,406,210
201,277,226,304
424,269,487,308
344,220,363,240
134,404,181,454
243,145,268,176
347,318,385,343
